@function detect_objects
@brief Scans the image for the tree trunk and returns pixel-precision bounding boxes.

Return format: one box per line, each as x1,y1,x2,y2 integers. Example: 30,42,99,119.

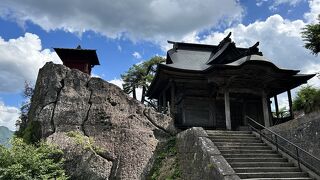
132,86,137,100
141,86,146,103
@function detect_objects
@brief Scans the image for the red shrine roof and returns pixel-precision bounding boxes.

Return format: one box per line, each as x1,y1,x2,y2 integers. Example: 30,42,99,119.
54,45,100,65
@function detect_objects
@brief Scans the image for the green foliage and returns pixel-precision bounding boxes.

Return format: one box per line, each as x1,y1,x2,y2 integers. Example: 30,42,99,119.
66,131,104,154
301,15,320,55
16,81,34,139
148,137,181,180
19,121,41,144
0,138,68,180
121,56,165,104
293,85,320,114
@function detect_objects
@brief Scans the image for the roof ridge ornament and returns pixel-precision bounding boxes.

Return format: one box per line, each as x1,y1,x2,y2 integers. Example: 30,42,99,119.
218,32,232,49
245,41,263,56
167,40,178,51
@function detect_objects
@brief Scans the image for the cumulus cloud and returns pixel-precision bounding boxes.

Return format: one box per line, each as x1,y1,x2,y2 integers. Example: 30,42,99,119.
108,78,124,89
256,0,304,10
0,33,61,93
132,51,142,59
181,14,319,75
0,101,19,131
108,78,143,101
304,0,320,23
0,0,243,43
178,0,320,107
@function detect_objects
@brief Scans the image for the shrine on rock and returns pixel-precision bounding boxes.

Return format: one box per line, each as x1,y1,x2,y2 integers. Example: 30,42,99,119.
54,45,100,75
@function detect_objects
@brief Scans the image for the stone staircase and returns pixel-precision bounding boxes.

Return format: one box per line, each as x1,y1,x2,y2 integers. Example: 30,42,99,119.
207,130,314,180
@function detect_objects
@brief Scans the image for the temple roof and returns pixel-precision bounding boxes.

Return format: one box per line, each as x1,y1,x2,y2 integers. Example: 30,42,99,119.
54,45,100,65
147,33,315,98
165,33,262,71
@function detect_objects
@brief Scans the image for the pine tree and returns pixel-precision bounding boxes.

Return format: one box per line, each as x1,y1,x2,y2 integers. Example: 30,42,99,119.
121,56,165,107
302,14,320,55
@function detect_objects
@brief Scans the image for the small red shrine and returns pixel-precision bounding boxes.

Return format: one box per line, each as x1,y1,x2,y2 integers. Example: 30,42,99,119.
54,45,100,75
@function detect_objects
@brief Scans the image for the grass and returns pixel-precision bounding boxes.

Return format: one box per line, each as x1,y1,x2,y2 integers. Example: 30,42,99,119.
148,137,181,180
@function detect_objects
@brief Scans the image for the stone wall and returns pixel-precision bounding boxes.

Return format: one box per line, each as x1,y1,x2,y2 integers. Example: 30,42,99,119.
267,111,320,174
268,111,320,158
176,127,240,180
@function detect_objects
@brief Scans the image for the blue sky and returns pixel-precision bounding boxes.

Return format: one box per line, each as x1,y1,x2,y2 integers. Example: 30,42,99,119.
0,0,319,130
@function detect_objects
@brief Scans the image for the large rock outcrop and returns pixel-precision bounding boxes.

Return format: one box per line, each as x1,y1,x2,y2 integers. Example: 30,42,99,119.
28,62,177,179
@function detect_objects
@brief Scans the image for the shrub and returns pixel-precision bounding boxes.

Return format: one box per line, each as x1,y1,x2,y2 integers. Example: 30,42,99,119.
0,138,68,180
293,85,320,114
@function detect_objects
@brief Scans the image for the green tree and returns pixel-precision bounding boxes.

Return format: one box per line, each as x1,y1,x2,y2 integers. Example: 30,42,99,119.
0,138,68,179
121,56,165,107
293,85,320,114
15,81,34,138
301,14,320,55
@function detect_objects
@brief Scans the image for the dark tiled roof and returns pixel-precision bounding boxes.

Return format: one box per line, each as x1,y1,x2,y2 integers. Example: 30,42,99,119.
165,34,261,71
146,34,315,98
54,46,100,65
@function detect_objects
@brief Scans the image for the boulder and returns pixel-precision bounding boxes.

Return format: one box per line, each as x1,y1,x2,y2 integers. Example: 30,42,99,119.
28,62,178,179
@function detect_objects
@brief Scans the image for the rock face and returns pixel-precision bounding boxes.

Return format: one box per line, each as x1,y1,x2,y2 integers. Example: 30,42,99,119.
28,62,177,179
176,127,240,180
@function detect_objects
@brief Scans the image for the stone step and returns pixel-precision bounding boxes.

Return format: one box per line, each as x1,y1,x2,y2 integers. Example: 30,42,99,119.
241,178,313,180
220,149,276,154
211,138,262,143
218,146,272,150
226,157,287,163
206,130,252,134
223,153,282,158
214,142,266,146
207,133,255,138
234,167,301,173
209,135,258,139
230,162,294,168
237,172,309,179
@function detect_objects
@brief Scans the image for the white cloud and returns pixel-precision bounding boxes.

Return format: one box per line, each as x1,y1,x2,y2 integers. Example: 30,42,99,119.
272,0,304,7
108,78,123,89
179,0,320,108
256,0,304,10
132,51,142,59
91,73,101,78
0,0,243,43
0,33,62,93
304,0,320,23
256,0,268,7
302,62,320,88
108,78,143,101
117,45,122,52
182,14,319,73
0,101,19,131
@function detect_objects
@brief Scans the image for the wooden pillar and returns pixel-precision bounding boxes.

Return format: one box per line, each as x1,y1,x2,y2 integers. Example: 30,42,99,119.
262,92,271,127
158,96,162,112
242,101,247,126
162,92,166,109
287,90,293,119
224,90,231,130
170,83,175,115
274,95,279,118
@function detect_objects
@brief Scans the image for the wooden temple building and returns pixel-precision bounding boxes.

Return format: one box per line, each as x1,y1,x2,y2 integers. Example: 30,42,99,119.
54,45,100,75
146,33,315,130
